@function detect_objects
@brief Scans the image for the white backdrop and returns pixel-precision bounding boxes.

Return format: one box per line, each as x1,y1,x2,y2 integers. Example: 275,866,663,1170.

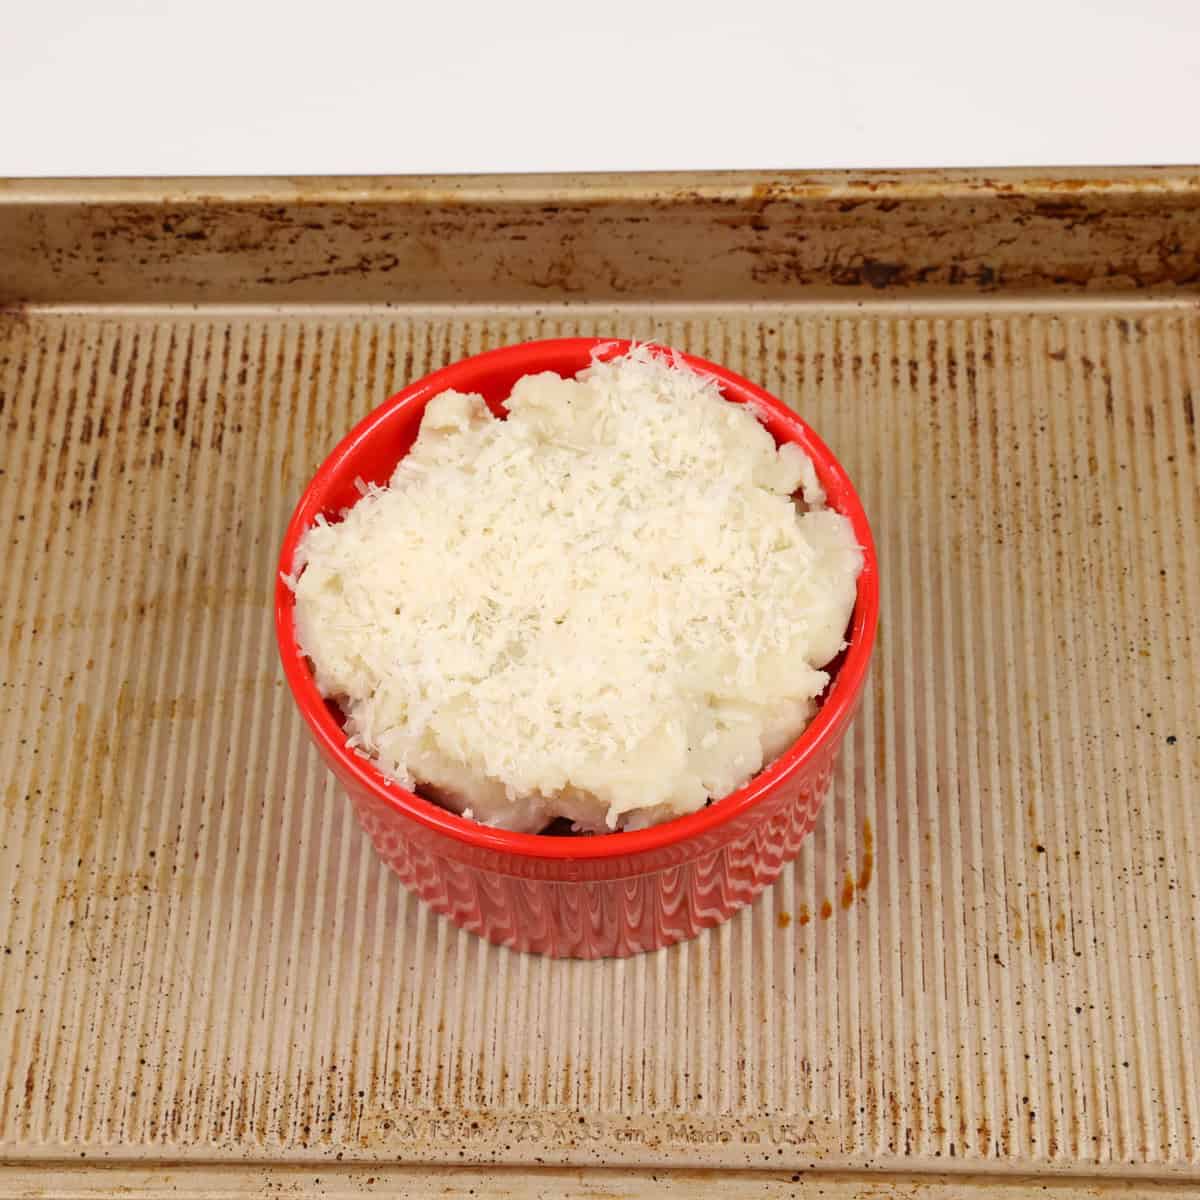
3,0,1198,176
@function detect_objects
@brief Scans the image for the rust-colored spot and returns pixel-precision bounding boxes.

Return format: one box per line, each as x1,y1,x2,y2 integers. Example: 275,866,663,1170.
797,904,811,926
840,871,856,910
23,1032,41,1106
861,259,905,289
777,911,792,929
0,304,31,328
857,819,875,892
749,182,774,208
819,899,833,921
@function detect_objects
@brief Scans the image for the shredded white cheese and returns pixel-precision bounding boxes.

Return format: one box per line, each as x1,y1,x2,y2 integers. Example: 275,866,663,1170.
291,347,863,833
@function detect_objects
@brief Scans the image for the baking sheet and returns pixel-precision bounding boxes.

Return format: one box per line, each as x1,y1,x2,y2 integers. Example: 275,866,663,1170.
0,172,1198,1197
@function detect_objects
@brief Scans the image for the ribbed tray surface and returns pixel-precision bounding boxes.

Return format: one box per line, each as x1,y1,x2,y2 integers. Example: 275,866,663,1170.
1,305,1197,1175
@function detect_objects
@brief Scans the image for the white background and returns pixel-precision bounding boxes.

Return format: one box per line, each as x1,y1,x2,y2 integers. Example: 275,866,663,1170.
3,0,1198,177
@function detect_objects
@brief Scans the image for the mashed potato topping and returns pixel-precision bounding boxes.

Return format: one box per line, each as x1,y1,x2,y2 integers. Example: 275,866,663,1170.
290,347,862,833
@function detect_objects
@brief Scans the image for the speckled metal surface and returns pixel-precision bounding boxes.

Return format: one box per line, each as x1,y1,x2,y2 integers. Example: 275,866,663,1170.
2,169,1200,305
0,173,1198,1196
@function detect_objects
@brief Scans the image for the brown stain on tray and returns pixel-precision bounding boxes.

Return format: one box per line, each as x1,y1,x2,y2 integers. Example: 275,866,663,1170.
857,818,875,892
5,169,1200,305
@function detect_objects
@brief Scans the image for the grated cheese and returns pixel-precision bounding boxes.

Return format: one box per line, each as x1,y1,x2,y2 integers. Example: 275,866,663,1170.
290,347,863,833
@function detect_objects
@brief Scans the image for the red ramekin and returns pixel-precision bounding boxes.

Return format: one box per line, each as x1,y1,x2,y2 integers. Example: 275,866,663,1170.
275,338,878,958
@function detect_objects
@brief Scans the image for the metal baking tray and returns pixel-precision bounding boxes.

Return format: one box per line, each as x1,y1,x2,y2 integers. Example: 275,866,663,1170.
1,169,1197,1199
